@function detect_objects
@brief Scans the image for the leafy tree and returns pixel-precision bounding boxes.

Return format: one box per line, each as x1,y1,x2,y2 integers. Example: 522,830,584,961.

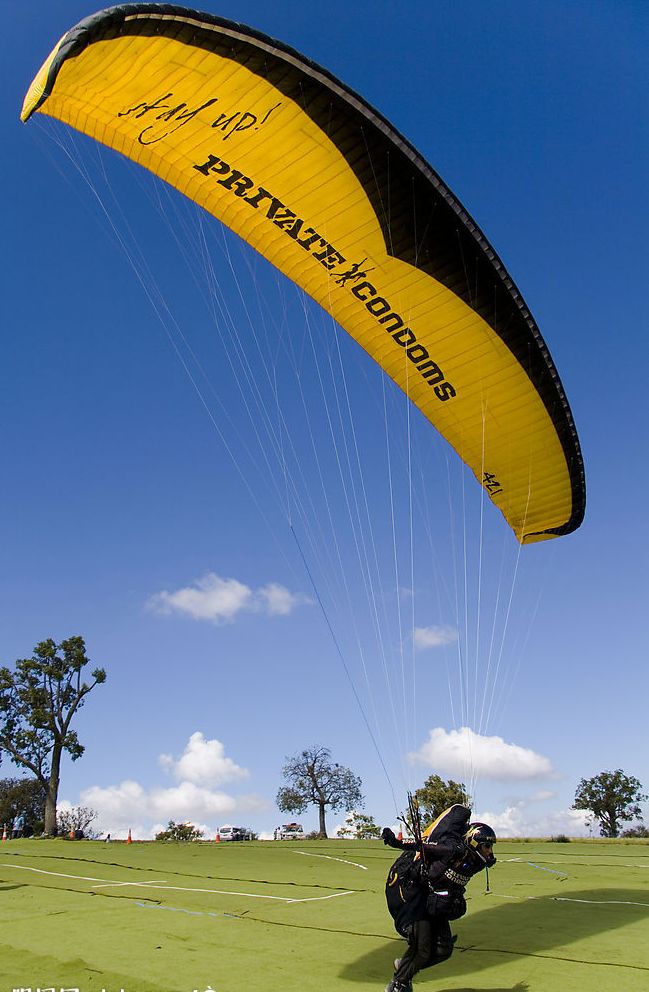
572,769,648,838
0,777,47,835
338,811,381,840
0,636,106,836
155,820,204,842
414,773,470,823
57,805,98,839
277,746,364,838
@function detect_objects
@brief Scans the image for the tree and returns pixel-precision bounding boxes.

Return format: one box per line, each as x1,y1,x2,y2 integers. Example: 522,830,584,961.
277,746,364,838
0,777,47,835
155,820,204,842
0,636,106,835
414,773,470,823
338,811,381,840
572,770,648,838
57,805,98,839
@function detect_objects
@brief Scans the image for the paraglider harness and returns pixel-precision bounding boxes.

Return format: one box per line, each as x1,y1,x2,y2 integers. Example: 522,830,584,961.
384,796,489,937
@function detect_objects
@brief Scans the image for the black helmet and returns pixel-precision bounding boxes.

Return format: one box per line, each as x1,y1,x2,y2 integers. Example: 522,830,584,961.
465,822,496,850
464,822,497,867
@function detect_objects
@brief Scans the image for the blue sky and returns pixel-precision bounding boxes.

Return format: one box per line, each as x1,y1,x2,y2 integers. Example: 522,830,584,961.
2,0,647,840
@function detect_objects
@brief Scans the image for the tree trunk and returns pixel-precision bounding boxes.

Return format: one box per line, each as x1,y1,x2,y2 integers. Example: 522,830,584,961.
318,802,327,838
44,745,62,835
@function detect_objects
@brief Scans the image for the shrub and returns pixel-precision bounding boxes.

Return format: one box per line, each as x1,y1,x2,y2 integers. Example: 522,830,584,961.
550,834,571,843
338,811,381,840
57,806,99,839
621,825,649,838
155,820,204,842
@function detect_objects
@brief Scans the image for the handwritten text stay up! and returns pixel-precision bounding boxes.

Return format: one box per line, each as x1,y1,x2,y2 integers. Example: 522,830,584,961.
118,92,281,145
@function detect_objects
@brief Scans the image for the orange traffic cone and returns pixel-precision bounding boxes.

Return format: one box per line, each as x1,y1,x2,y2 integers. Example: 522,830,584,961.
2,824,6,843
215,832,221,843
127,828,133,844
69,828,75,840
397,828,403,842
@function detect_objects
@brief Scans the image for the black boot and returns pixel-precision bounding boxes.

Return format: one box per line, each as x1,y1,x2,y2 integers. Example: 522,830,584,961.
385,979,413,992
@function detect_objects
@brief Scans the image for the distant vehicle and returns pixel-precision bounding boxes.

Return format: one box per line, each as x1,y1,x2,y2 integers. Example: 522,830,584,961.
274,822,305,841
219,825,253,841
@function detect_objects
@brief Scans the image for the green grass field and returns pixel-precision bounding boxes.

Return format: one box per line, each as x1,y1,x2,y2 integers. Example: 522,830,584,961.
0,837,648,992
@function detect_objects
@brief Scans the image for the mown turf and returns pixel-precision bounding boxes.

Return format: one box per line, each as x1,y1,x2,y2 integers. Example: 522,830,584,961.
0,838,647,991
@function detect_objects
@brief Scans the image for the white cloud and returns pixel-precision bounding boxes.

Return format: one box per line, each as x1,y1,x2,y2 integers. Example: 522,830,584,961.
408,726,554,781
413,625,458,649
478,801,590,839
70,732,270,839
258,582,310,616
80,779,268,839
147,572,309,623
159,732,249,787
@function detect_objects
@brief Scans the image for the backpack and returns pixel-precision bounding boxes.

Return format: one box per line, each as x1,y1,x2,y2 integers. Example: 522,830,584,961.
421,803,471,845
385,805,472,935
385,848,427,936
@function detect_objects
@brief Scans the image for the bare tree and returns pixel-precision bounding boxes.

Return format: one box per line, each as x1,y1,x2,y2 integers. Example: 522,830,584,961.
277,745,364,838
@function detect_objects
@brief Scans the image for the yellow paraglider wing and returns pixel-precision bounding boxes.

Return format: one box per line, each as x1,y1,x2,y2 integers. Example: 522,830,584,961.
22,5,585,542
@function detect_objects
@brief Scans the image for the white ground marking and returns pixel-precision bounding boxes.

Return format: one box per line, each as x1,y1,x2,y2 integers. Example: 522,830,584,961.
2,864,105,883
292,850,368,870
500,858,567,876
93,879,168,889
489,892,649,908
285,890,356,903
503,856,649,870
1,862,355,903
554,897,649,908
